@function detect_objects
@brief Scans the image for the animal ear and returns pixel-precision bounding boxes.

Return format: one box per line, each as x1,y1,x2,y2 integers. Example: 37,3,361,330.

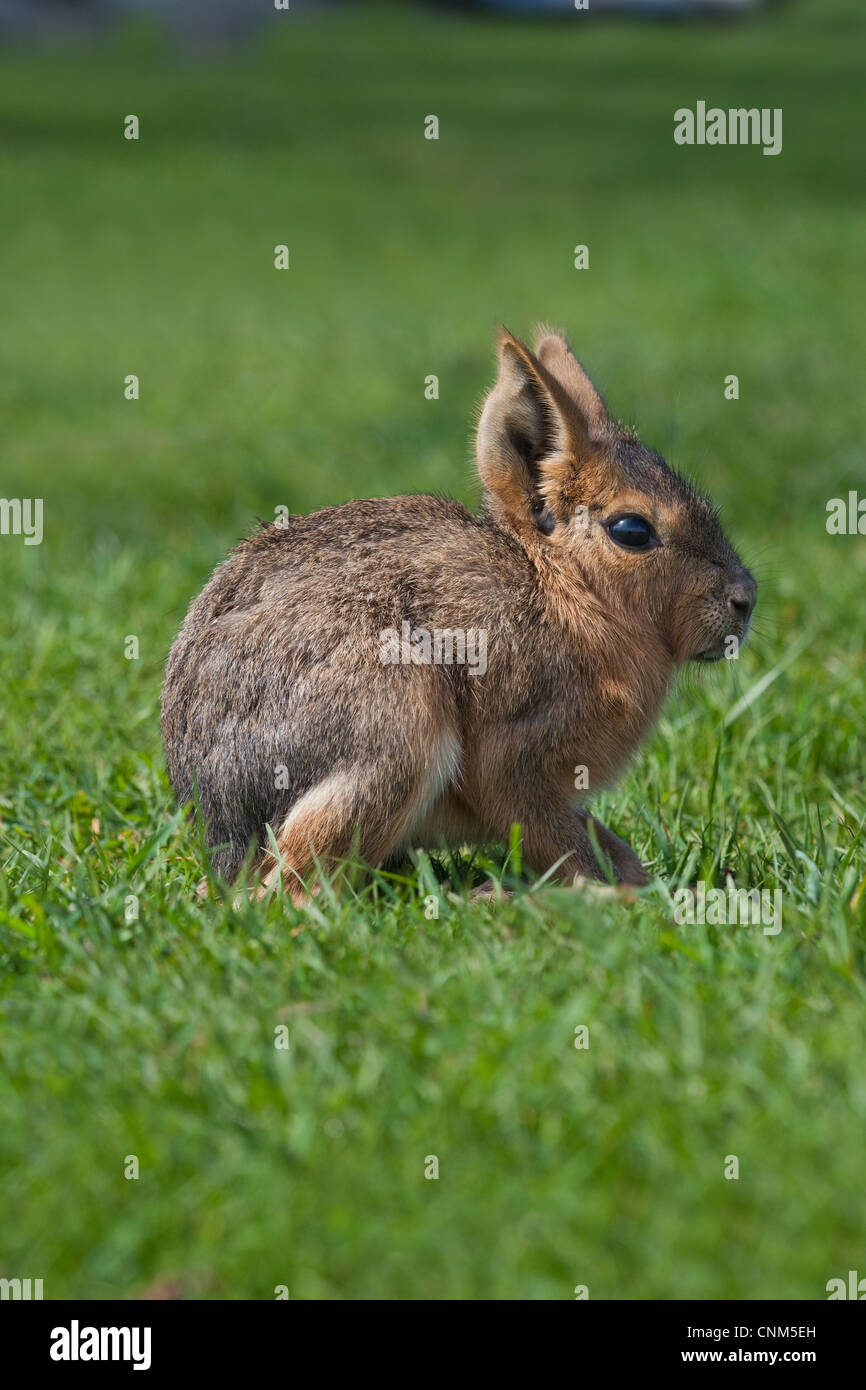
533,326,610,437
476,329,573,535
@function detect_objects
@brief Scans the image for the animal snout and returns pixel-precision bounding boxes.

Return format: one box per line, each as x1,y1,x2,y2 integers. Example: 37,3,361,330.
725,567,757,624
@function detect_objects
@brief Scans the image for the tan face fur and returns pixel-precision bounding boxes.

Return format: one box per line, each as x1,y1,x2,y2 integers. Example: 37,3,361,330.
477,328,756,668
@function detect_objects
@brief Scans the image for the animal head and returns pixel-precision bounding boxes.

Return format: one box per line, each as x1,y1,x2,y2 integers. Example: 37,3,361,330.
476,326,756,664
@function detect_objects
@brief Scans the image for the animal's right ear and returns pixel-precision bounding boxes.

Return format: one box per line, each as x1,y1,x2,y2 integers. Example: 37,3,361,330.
476,329,572,536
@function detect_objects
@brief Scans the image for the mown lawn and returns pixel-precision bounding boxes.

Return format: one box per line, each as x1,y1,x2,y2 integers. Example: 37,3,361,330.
0,0,864,1299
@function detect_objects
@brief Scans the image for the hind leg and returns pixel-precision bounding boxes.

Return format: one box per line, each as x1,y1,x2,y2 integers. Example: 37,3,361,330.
251,769,394,905
249,728,461,906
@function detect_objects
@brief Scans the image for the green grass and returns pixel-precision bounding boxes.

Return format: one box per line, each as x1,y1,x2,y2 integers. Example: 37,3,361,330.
1,0,865,1299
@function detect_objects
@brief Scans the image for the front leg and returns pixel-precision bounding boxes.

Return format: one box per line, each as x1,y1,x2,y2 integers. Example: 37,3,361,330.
523,801,648,888
581,811,649,887
472,788,649,888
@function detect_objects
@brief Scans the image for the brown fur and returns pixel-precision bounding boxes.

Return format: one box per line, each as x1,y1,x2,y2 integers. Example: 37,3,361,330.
161,327,756,896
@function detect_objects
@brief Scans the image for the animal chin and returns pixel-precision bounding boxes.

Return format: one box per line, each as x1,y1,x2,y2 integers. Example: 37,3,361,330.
693,619,751,663
693,643,726,663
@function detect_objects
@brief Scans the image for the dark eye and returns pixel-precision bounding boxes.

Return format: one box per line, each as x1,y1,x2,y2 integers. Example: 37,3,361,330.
607,515,656,550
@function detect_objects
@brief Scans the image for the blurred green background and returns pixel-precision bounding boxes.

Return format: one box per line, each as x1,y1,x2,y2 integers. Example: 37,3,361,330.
0,0,864,1300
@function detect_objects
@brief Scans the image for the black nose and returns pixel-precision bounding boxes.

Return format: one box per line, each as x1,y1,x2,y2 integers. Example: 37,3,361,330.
726,569,757,623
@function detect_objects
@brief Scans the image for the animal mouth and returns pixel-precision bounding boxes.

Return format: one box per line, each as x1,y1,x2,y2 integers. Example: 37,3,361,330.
694,626,750,663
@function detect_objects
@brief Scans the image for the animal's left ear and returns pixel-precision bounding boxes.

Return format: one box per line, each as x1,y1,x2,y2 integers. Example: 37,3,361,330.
475,328,575,536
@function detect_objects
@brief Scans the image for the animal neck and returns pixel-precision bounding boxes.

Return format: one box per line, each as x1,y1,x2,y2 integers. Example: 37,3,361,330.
530,541,675,735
